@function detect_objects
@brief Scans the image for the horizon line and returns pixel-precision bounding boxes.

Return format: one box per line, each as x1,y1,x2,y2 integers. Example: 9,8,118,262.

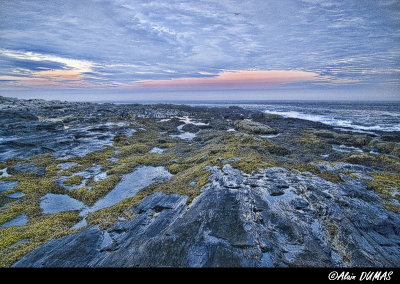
1,95,399,104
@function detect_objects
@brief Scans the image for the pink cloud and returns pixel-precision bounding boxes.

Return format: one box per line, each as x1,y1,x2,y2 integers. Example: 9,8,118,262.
0,68,358,90
0,69,94,88
33,69,83,81
134,70,320,89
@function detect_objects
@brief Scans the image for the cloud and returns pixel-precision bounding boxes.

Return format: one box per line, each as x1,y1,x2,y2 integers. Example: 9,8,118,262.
0,49,99,87
0,76,33,81
135,70,325,90
33,69,83,81
0,0,399,98
0,49,95,73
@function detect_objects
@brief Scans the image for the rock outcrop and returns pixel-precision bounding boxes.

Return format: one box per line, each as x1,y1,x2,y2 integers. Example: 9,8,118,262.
14,165,400,267
234,119,277,134
1,96,399,268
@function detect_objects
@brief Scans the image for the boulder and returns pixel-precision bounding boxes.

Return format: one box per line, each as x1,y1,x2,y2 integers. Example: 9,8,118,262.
233,119,277,134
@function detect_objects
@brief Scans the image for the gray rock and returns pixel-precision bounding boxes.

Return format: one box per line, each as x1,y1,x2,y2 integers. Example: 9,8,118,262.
58,162,78,170
234,119,277,135
313,162,374,174
94,172,108,182
9,239,29,248
268,186,285,196
56,165,108,190
80,166,173,216
198,155,208,163
148,147,166,154
290,198,309,210
71,219,88,230
0,110,38,121
15,193,188,267
1,214,28,228
0,107,140,162
0,181,18,192
13,228,106,267
14,165,400,267
40,194,85,214
55,175,87,191
6,192,25,199
9,162,45,177
170,132,196,140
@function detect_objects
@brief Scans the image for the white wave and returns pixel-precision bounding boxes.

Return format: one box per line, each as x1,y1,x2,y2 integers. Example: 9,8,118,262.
332,144,363,153
333,128,376,135
264,110,400,132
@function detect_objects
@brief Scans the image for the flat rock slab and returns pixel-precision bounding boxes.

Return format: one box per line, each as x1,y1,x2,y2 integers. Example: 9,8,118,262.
40,193,85,214
9,162,45,177
313,161,374,173
55,175,87,191
234,119,277,134
75,165,103,179
148,147,166,154
0,181,18,193
6,192,25,199
1,214,28,228
80,166,173,216
57,162,78,170
56,165,107,190
170,132,196,140
14,192,188,267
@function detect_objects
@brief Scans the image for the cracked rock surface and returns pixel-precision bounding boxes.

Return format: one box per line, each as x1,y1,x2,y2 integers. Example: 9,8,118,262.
14,164,400,267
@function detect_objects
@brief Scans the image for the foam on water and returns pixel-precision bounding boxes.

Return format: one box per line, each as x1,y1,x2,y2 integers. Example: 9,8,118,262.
332,144,363,153
264,110,400,132
192,101,399,133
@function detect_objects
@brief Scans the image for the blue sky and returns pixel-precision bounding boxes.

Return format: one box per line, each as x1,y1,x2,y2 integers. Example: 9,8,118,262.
0,0,399,101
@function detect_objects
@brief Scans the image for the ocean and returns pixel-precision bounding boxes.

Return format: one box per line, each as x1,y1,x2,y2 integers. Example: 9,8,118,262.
99,100,400,134
182,101,400,134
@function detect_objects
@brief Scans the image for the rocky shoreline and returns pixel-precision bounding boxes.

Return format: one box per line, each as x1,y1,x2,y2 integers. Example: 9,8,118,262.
0,95,399,267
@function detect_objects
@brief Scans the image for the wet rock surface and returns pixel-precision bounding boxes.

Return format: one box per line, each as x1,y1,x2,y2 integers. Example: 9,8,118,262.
0,181,18,193
40,194,86,215
9,162,45,177
79,166,173,217
1,214,28,228
15,165,400,267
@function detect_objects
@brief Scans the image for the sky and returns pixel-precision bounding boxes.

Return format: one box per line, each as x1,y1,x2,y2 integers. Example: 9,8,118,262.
0,0,399,101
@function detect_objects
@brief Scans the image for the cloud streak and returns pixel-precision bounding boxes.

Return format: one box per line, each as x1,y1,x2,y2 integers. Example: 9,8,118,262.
135,70,321,89
0,49,94,73
0,49,100,88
